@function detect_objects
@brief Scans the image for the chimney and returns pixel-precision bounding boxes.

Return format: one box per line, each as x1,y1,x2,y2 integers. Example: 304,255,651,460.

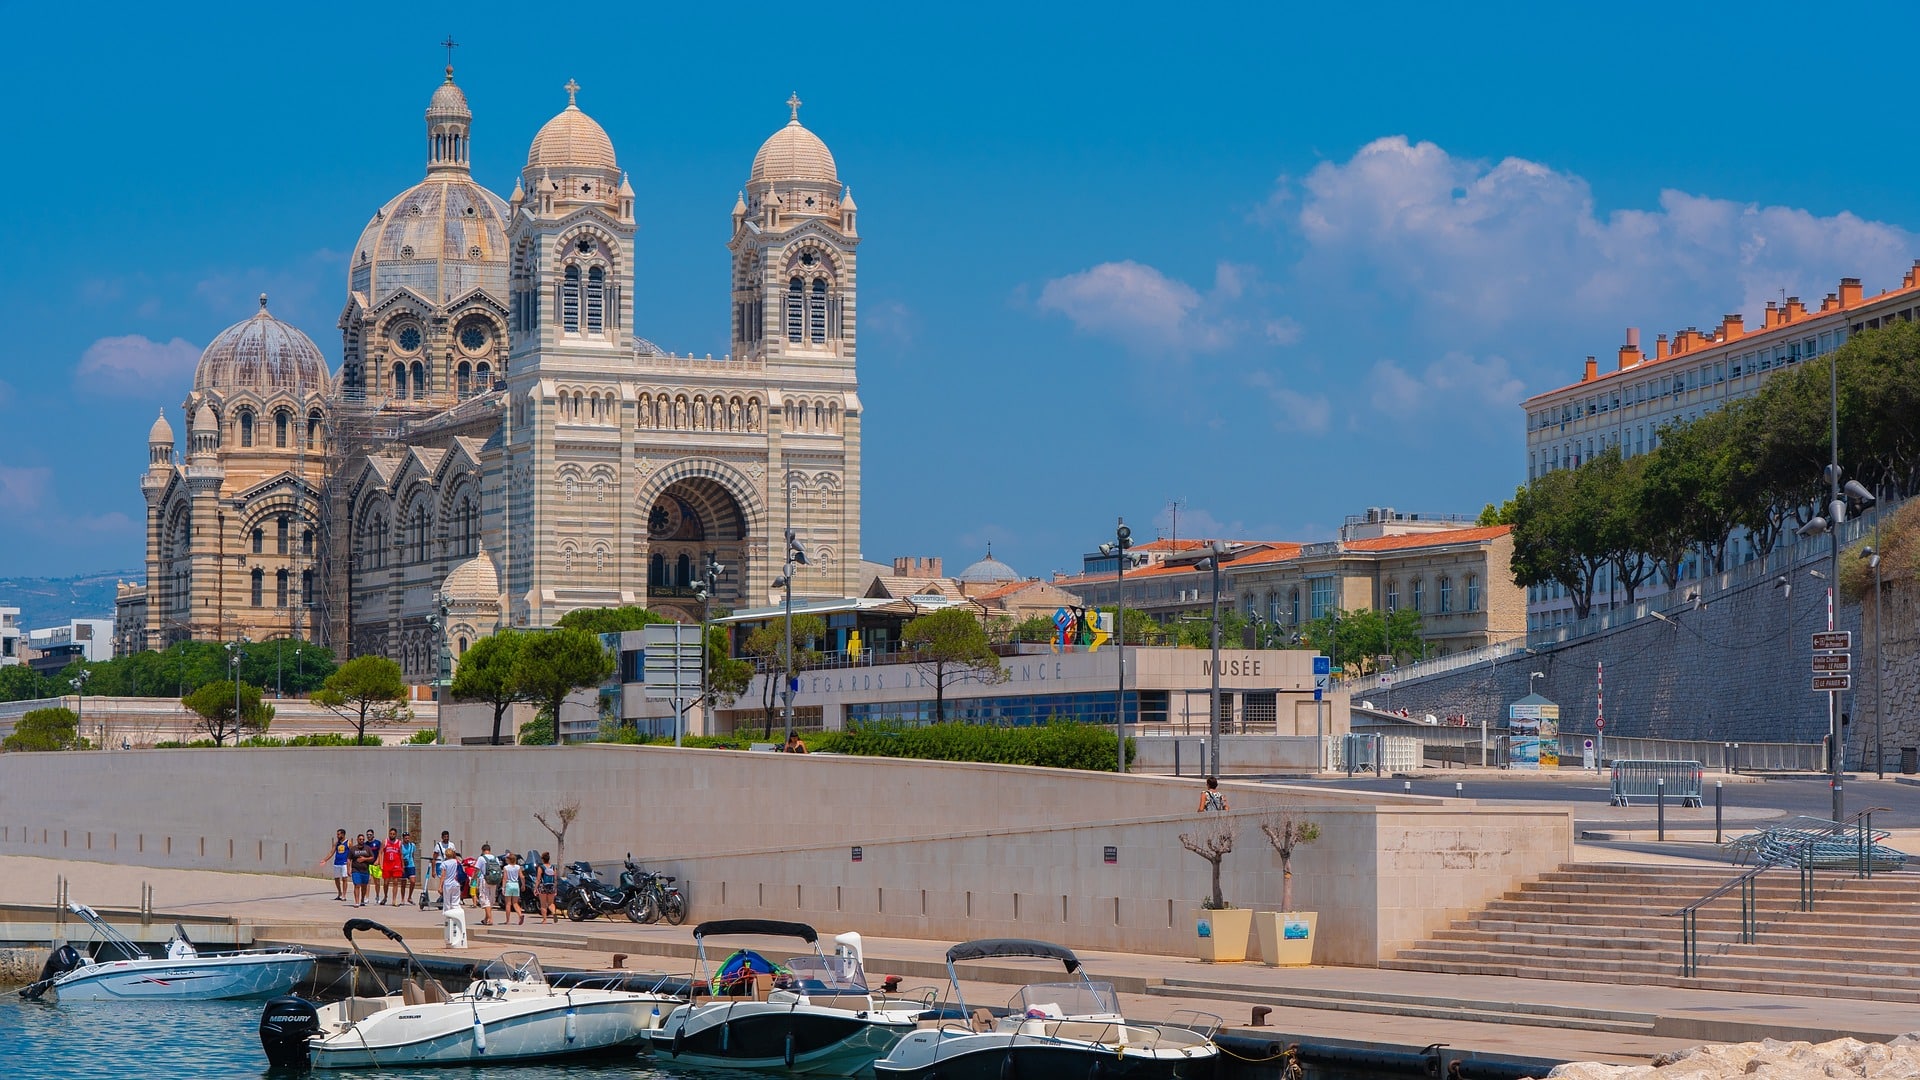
1821,293,1839,313
1763,301,1779,330
1582,356,1598,382
1906,260,1920,290
1839,278,1863,308
1785,296,1806,322
1655,333,1669,360
1617,327,1642,369
1721,314,1744,341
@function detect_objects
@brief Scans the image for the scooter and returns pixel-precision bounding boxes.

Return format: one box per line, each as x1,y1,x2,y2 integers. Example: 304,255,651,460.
559,860,631,922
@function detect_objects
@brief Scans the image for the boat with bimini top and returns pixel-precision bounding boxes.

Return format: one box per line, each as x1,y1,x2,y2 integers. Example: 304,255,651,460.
20,903,315,1003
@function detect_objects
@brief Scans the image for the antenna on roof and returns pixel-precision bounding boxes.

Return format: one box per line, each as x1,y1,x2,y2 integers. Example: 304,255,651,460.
1165,497,1187,546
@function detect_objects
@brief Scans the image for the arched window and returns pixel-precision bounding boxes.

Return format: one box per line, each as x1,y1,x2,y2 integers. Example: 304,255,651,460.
1466,574,1481,612
275,410,289,448
307,410,322,448
650,553,666,587
457,361,471,398
562,266,581,333
475,362,491,388
586,266,605,334
410,362,426,399
1289,587,1301,625
458,636,468,656
787,277,804,342
393,362,408,399
250,568,264,607
810,279,828,343
1266,590,1279,623
302,529,313,556
1438,576,1453,613
676,553,692,587
301,569,313,607
276,569,289,608
239,410,254,447
412,507,429,564
251,528,263,554
276,516,289,555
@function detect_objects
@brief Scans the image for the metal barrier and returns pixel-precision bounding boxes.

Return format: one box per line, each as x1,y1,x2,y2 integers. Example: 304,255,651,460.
1610,759,1704,807
1325,734,1420,774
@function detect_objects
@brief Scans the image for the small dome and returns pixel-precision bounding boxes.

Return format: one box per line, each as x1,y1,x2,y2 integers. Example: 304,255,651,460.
750,94,836,186
193,296,330,394
427,67,470,119
528,80,616,172
192,402,218,432
148,409,174,444
957,546,1019,584
443,548,500,601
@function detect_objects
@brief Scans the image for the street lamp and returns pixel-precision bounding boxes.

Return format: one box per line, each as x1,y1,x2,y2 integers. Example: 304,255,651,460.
1194,542,1239,777
226,636,248,742
1528,670,1545,695
771,494,809,744
427,605,449,745
693,553,724,739
1097,519,1133,773
70,669,92,748
1861,545,1884,779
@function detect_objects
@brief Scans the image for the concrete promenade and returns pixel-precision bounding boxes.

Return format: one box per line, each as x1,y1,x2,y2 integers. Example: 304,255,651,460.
4,850,1915,1070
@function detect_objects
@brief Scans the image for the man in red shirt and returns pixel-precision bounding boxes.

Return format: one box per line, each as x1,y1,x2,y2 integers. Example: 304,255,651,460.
379,828,405,905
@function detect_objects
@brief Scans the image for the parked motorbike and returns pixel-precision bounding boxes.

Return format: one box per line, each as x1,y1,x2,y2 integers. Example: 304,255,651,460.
558,860,632,922
626,861,687,926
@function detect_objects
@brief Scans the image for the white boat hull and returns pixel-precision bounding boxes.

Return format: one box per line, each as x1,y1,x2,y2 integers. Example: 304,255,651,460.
308,992,658,1068
53,952,314,1002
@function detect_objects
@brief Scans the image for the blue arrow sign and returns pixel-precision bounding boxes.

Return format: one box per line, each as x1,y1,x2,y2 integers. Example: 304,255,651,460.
1312,656,1331,676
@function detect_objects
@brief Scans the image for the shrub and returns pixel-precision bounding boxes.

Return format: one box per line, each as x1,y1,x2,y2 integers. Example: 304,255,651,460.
517,710,555,745
406,729,439,745
810,719,1130,771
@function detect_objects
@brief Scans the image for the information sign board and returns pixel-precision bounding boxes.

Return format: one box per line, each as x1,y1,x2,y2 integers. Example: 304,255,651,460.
1812,631,1853,652
1811,653,1852,673
1811,673,1852,692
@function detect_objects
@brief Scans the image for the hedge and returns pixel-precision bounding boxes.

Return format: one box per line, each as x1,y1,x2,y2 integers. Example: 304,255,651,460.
594,719,1132,771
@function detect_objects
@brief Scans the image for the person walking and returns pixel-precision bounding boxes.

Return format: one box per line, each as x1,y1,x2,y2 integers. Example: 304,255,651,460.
476,843,500,925
326,828,351,901
425,830,456,910
379,828,404,905
535,852,557,923
349,833,375,906
501,854,524,925
1198,776,1228,812
438,846,463,911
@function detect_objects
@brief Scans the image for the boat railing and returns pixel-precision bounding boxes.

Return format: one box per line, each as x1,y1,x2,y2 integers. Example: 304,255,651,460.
1162,1009,1225,1039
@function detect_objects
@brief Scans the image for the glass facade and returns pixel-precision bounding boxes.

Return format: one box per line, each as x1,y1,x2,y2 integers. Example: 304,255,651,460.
845,690,1170,728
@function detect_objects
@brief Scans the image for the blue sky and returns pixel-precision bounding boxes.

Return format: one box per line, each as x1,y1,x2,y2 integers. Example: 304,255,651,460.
5,1,1920,580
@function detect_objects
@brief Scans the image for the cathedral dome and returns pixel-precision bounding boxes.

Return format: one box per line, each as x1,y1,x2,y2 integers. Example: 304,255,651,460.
528,81,617,172
193,296,330,394
427,67,470,120
443,548,500,601
352,178,510,304
751,96,837,186
957,547,1019,584
148,409,174,445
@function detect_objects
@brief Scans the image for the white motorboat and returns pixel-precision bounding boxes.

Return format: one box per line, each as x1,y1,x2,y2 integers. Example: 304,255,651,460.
20,903,314,1003
649,920,938,1075
873,939,1220,1080
258,918,679,1069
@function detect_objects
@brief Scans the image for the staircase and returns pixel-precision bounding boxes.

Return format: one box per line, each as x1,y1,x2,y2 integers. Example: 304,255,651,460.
1385,862,1920,1001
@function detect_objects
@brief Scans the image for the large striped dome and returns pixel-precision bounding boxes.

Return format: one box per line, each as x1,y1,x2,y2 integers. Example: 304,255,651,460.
192,296,329,394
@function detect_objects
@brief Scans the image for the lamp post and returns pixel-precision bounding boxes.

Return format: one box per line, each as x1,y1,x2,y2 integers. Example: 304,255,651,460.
427,605,449,745
694,553,723,739
1862,544,1884,779
276,639,283,698
1528,670,1545,695
294,647,303,693
1196,543,1238,777
1098,519,1133,773
70,669,91,748
772,481,809,744
226,636,248,743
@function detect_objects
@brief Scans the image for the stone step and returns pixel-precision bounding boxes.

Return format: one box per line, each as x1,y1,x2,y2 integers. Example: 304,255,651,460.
1478,900,1920,928
1392,944,1920,996
1141,980,1657,1035
1418,932,1920,974
1380,957,1920,1003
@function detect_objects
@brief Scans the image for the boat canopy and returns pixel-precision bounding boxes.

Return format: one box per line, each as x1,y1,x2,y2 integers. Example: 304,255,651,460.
342,919,408,945
692,919,818,944
945,939,1081,973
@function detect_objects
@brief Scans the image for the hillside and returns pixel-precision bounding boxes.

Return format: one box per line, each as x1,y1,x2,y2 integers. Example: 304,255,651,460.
0,569,142,631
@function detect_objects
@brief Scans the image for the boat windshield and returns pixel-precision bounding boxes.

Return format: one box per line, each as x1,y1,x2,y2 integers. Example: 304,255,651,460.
482,950,546,985
782,954,868,995
1011,981,1120,1019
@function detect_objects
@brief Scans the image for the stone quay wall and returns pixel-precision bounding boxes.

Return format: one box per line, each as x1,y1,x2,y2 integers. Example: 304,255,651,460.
0,745,1569,965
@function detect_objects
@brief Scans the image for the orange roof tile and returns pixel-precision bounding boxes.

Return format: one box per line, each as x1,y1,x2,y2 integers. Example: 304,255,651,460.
1342,525,1509,552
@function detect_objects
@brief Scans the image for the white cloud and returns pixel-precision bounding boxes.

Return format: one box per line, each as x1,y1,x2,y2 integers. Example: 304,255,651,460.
1035,261,1249,352
1292,135,1917,330
75,335,201,394
0,465,50,512
1368,352,1526,415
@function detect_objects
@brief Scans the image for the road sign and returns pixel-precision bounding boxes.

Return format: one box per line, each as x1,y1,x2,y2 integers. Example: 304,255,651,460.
1812,652,1852,673
642,623,704,700
1596,717,1605,731
1812,631,1853,652
1812,673,1852,692
1312,656,1331,676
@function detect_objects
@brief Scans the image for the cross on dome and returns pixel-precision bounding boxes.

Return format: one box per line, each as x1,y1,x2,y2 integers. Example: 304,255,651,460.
787,92,802,121
565,78,581,106
441,34,458,75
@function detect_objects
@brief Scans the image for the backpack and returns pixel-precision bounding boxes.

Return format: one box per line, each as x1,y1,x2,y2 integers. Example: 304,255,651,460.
483,855,504,886
456,859,474,887
1202,790,1227,812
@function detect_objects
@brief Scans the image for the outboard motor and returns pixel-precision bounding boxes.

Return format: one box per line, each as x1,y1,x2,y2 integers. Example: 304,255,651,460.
18,944,82,1001
259,995,321,1069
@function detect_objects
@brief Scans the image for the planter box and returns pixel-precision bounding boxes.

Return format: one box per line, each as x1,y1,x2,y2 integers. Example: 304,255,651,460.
1253,910,1317,966
1195,906,1252,963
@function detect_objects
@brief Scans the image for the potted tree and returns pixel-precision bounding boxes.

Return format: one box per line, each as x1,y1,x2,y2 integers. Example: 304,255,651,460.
1255,812,1321,966
1179,822,1250,962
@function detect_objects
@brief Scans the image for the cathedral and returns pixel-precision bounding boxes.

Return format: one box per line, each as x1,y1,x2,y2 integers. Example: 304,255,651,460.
120,65,865,681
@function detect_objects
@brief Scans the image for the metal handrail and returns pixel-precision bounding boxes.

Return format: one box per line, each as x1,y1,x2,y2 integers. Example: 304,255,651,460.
1666,808,1888,977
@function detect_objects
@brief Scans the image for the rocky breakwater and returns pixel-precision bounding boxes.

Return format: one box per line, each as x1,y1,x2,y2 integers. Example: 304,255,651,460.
0,946,48,986
1547,1036,1920,1080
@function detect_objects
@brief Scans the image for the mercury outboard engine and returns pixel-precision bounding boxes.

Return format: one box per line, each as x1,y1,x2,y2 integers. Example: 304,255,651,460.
18,944,82,1001
259,995,320,1069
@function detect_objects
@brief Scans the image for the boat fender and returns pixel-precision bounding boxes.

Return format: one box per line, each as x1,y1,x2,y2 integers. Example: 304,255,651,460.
719,1021,729,1051
672,1024,685,1057
1000,1052,1016,1080
565,1005,577,1043
784,1030,796,1069
473,1017,487,1054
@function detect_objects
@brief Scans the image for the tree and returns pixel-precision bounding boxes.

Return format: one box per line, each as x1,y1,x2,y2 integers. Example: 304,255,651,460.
1302,607,1427,674
181,680,274,745
512,628,615,745
1008,614,1057,644
0,664,54,704
312,655,412,742
1176,608,1248,649
703,623,754,711
534,800,581,871
1179,821,1235,910
556,606,670,635
450,629,533,745
903,607,1006,724
1478,486,1524,527
1260,812,1321,911
2,706,86,752
741,615,825,738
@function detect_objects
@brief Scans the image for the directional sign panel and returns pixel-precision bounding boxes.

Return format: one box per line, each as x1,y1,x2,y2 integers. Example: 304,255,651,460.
1811,652,1852,673
1812,631,1853,652
1812,673,1852,692
1312,656,1331,676
642,623,704,700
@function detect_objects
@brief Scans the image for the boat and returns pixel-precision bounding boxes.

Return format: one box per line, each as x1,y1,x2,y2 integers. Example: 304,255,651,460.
649,919,937,1075
19,903,315,1003
873,939,1220,1080
257,918,679,1069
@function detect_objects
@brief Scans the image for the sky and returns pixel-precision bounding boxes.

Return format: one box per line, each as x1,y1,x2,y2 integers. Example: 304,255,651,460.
5,1,1920,580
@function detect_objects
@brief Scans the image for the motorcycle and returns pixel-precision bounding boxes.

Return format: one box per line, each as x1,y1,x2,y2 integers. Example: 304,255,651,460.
558,860,632,922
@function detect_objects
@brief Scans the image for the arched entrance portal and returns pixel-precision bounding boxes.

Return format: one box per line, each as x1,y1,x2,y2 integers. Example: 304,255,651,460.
645,477,747,619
